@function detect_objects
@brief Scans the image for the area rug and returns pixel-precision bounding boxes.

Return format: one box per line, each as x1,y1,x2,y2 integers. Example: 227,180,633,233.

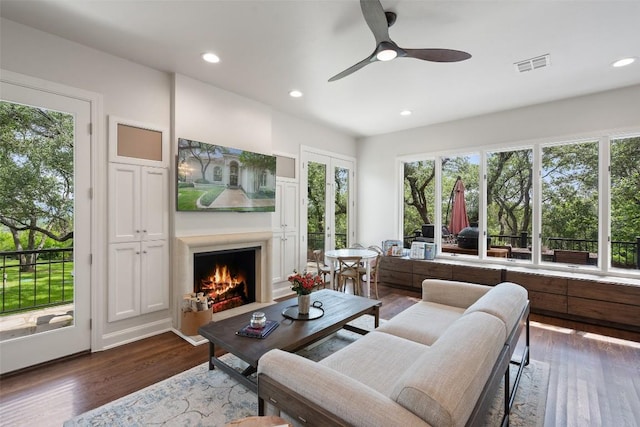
65,318,549,426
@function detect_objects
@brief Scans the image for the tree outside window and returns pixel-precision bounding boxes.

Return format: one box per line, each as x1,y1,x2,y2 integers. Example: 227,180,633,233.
486,149,533,257
610,136,640,269
541,141,599,266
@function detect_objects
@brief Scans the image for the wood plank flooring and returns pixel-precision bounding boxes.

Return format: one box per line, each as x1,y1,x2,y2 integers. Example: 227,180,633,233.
1,285,638,426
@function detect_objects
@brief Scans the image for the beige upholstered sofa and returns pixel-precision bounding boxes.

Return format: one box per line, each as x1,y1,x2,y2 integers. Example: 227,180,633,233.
257,279,530,427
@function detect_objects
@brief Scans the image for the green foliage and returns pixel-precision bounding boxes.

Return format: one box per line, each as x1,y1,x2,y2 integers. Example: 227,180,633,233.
199,187,225,206
542,142,599,242
487,150,532,239
239,151,276,172
441,156,479,225
307,162,326,236
610,137,640,243
0,101,75,255
178,182,194,188
403,160,436,235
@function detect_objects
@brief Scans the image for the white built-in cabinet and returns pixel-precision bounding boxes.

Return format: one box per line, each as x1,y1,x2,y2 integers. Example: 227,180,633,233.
107,117,169,322
272,179,299,283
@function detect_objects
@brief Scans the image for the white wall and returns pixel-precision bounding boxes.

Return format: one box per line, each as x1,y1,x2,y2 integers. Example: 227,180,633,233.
357,84,640,247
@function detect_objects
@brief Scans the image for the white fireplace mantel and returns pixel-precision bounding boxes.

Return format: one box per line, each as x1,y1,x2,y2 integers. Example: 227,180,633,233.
174,231,274,327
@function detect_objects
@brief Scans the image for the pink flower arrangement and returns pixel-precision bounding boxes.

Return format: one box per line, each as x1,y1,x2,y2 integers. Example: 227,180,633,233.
288,270,322,295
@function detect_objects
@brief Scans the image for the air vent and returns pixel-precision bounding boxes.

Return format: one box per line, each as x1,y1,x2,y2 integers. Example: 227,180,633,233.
514,54,550,73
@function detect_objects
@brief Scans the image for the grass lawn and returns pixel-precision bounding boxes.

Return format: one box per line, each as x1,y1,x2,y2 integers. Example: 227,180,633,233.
177,186,225,210
1,259,74,314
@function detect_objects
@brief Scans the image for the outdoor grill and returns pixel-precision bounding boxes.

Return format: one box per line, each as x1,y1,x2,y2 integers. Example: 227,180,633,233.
457,225,491,250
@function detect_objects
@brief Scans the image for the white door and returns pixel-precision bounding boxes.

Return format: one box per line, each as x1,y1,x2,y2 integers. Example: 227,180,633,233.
0,80,92,373
302,150,355,261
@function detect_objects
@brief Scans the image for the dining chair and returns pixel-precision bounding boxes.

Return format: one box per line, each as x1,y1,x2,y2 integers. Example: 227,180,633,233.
336,256,362,295
349,243,365,249
312,249,331,289
359,245,383,299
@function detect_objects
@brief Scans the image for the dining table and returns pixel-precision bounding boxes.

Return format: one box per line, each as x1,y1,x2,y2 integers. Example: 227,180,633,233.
324,248,379,298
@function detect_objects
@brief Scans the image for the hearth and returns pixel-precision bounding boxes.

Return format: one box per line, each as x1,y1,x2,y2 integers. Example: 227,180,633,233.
193,248,257,313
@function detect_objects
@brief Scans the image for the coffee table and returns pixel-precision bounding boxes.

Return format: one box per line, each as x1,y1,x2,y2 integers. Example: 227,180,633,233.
198,289,381,393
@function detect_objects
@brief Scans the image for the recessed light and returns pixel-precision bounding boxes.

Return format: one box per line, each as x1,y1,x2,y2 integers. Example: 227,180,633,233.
612,57,635,68
289,90,303,98
201,52,220,64
400,110,412,116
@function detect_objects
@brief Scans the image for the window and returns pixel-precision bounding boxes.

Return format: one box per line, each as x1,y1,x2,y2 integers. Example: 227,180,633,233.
403,160,436,239
486,148,533,261
610,136,640,270
401,133,639,275
541,141,599,266
213,166,222,182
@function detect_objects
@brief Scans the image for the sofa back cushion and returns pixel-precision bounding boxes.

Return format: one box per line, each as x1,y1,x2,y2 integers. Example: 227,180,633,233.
422,279,490,309
390,311,504,427
463,282,528,341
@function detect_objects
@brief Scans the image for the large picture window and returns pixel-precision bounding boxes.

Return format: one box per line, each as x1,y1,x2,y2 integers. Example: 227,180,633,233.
541,141,599,266
610,136,640,270
487,148,533,261
401,134,639,275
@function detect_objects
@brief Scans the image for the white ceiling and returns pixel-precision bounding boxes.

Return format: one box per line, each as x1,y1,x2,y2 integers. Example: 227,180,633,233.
2,0,639,138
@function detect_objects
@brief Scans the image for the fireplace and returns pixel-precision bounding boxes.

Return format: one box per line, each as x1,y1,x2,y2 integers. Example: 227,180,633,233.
193,247,257,313
175,232,274,328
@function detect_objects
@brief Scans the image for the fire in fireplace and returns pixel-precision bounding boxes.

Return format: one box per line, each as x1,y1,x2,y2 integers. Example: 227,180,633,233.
193,247,257,313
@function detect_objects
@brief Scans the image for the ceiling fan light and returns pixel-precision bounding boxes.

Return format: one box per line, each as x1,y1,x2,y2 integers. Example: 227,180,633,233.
377,49,397,62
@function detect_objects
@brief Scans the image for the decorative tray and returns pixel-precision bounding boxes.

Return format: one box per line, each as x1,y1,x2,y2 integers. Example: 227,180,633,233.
281,305,324,320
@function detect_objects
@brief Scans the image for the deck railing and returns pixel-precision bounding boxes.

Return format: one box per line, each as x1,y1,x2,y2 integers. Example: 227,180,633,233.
403,232,639,269
1,248,74,314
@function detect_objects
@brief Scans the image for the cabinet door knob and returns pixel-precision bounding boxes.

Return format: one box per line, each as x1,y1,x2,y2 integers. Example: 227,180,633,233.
143,250,147,254
136,230,140,233
136,251,140,255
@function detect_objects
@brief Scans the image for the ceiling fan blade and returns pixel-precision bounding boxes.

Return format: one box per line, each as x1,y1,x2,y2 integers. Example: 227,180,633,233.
328,53,377,82
403,48,472,62
360,0,391,45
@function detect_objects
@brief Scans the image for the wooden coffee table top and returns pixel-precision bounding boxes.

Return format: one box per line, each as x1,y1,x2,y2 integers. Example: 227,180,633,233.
198,289,381,367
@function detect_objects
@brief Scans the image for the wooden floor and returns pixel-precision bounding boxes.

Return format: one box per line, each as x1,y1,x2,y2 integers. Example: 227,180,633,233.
1,285,639,427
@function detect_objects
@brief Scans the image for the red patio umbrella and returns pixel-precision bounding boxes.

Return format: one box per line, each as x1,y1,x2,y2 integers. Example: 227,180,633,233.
449,177,470,235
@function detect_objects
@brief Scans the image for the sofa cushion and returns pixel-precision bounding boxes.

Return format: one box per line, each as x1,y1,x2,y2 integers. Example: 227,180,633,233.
376,301,465,345
422,279,491,308
390,311,505,427
463,282,528,341
319,330,428,396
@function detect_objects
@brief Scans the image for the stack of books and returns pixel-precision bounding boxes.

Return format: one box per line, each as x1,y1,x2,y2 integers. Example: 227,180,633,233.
236,320,279,339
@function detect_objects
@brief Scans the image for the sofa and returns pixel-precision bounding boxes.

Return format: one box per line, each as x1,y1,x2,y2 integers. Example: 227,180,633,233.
257,279,530,427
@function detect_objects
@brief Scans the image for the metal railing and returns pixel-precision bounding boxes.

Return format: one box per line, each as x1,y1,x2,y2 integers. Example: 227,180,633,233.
403,232,639,269
1,248,74,314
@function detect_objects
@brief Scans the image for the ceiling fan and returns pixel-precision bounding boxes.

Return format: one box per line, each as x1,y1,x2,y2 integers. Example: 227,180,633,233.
329,0,471,82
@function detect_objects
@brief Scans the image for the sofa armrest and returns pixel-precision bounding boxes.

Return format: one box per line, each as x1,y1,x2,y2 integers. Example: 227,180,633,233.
422,279,491,309
258,350,427,427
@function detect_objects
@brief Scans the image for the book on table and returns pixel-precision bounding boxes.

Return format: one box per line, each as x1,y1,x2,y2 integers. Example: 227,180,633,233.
236,320,279,339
